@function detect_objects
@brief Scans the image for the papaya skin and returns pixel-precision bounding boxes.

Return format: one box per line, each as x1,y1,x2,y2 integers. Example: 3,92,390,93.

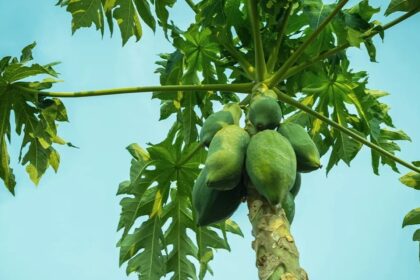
248,96,282,131
277,122,321,173
192,168,243,226
246,130,297,206
205,125,250,190
199,103,242,146
282,193,295,224
290,172,301,198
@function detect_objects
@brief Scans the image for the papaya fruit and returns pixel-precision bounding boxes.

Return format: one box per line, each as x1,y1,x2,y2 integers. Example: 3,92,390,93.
205,125,250,190
192,168,243,226
290,172,301,198
199,103,242,146
248,96,282,131
282,193,295,224
277,122,321,173
246,130,296,206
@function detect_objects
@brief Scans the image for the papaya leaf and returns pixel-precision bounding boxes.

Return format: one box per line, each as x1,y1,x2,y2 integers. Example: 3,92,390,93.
385,0,420,16
57,0,159,45
118,124,242,279
403,208,420,227
400,172,420,190
0,92,15,194
294,62,409,175
0,43,68,192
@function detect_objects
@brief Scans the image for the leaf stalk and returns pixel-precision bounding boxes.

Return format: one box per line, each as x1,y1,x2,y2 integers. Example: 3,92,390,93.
266,0,349,87
247,0,267,82
283,8,420,79
14,83,254,98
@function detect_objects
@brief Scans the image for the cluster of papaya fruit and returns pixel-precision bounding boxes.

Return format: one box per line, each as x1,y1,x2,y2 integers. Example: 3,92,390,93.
192,89,321,226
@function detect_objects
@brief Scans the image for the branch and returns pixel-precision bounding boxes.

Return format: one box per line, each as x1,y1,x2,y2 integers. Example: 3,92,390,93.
14,82,254,98
283,8,420,79
266,4,293,74
267,0,349,87
247,0,267,81
272,88,420,174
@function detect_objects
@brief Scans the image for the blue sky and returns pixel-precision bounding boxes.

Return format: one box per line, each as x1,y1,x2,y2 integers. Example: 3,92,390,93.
0,0,419,279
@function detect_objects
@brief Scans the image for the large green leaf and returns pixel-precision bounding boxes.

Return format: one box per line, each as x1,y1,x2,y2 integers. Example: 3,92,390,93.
0,43,69,193
57,0,158,45
117,124,243,279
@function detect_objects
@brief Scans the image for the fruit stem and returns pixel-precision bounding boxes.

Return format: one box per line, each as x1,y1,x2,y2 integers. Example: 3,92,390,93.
273,88,420,174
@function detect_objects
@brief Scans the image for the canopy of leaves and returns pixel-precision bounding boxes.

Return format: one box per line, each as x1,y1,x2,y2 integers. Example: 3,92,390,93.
54,0,420,276
0,43,70,194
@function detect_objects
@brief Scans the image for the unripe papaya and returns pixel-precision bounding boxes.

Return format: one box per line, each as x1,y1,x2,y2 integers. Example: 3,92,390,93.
192,168,243,226
248,96,282,131
246,130,296,205
199,103,242,146
277,122,321,172
205,125,250,190
283,193,295,224
290,172,301,198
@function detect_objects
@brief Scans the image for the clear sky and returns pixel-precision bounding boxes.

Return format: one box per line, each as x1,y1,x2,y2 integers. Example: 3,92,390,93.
0,0,419,279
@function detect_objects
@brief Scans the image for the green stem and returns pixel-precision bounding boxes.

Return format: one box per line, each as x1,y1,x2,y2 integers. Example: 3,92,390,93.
185,0,199,13
214,31,255,79
283,8,420,79
266,4,293,74
247,0,267,82
177,143,204,167
14,83,254,98
273,88,420,174
266,0,349,87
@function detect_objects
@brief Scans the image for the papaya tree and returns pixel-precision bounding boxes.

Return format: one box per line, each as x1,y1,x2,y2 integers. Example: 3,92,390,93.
0,0,419,279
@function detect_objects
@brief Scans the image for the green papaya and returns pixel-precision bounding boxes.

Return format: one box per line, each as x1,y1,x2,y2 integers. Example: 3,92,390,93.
199,103,242,146
192,168,243,226
205,125,250,190
282,193,295,224
277,122,321,172
248,96,282,131
246,130,296,205
290,172,301,198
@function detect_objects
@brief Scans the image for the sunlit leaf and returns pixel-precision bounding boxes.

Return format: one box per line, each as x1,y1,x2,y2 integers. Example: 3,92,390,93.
403,208,420,227
400,172,420,190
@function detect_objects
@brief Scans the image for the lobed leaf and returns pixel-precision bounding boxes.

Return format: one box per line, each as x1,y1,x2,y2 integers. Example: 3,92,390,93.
0,43,69,193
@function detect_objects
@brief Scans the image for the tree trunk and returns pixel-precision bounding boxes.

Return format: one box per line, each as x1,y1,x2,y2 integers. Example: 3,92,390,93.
247,187,308,280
